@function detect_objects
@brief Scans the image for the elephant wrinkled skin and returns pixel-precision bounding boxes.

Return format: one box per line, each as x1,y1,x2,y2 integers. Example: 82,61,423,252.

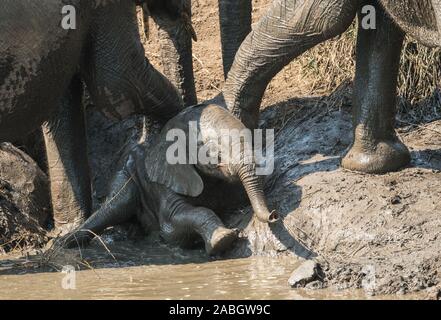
0,0,185,234
143,0,198,106
61,102,277,255
223,0,441,174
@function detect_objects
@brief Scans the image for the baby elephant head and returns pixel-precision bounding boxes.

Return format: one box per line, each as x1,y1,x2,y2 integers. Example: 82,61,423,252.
143,103,278,224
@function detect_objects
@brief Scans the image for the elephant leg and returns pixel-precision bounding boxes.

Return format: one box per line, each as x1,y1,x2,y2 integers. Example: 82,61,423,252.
224,0,360,129
218,0,252,77
83,1,183,123
147,0,198,106
43,76,92,235
162,201,239,255
60,164,140,248
341,4,410,173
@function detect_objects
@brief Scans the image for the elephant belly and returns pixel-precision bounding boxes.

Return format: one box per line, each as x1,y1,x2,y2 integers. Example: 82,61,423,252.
380,0,441,47
0,0,91,140
0,53,74,140
189,174,248,215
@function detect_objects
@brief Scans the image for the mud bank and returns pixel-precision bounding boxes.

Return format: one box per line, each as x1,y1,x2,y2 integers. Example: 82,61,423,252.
221,97,441,296
3,94,439,298
0,143,49,254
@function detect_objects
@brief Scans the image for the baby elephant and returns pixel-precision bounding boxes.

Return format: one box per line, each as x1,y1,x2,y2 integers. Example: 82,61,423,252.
62,103,277,255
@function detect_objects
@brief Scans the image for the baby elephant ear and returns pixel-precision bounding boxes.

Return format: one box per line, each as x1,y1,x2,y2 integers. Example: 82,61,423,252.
144,141,204,197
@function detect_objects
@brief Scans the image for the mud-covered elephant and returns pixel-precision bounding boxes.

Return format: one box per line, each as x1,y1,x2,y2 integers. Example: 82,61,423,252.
144,0,253,87
143,0,252,98
145,0,252,80
60,101,278,255
141,0,198,106
0,0,187,233
222,0,441,174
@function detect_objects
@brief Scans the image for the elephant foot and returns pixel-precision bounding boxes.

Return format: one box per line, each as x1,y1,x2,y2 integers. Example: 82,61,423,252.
205,227,239,256
341,139,411,174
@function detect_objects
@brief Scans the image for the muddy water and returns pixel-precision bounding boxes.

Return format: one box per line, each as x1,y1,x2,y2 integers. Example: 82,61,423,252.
0,239,425,300
0,257,349,299
0,255,420,300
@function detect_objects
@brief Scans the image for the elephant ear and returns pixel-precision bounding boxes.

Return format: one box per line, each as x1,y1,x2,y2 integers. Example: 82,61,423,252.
144,138,204,197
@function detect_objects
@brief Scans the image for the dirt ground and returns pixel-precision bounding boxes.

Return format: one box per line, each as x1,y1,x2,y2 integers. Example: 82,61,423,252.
1,0,440,298
244,100,441,296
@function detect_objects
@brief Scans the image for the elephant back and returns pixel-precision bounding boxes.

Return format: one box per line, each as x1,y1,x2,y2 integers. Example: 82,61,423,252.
380,0,441,47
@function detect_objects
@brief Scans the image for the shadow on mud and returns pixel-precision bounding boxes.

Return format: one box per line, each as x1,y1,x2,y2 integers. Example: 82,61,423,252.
233,94,441,262
2,94,440,281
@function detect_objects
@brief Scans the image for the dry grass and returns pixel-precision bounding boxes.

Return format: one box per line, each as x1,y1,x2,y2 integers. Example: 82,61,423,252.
0,232,46,255
283,24,358,98
399,42,441,104
284,23,441,122
398,41,441,122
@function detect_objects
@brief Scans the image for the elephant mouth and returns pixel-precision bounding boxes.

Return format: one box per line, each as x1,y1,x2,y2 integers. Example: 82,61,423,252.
268,210,279,223
256,209,279,224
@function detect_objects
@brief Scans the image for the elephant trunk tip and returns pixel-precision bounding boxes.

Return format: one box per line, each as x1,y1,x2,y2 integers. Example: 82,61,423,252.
256,209,279,224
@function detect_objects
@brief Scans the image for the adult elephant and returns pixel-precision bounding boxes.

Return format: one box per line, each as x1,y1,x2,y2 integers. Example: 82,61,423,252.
0,0,185,234
143,0,252,100
218,0,253,77
142,0,198,106
222,0,441,174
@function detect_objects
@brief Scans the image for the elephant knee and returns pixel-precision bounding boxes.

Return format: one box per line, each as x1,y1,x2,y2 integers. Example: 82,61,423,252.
273,0,358,45
160,221,199,248
320,0,359,40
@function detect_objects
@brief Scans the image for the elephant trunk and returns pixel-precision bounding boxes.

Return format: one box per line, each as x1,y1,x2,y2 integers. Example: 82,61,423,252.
83,1,184,123
218,0,252,78
148,1,198,106
223,0,358,129
238,164,278,223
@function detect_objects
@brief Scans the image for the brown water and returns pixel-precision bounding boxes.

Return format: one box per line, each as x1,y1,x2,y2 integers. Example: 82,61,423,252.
0,241,424,300
0,257,345,300
0,256,423,300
